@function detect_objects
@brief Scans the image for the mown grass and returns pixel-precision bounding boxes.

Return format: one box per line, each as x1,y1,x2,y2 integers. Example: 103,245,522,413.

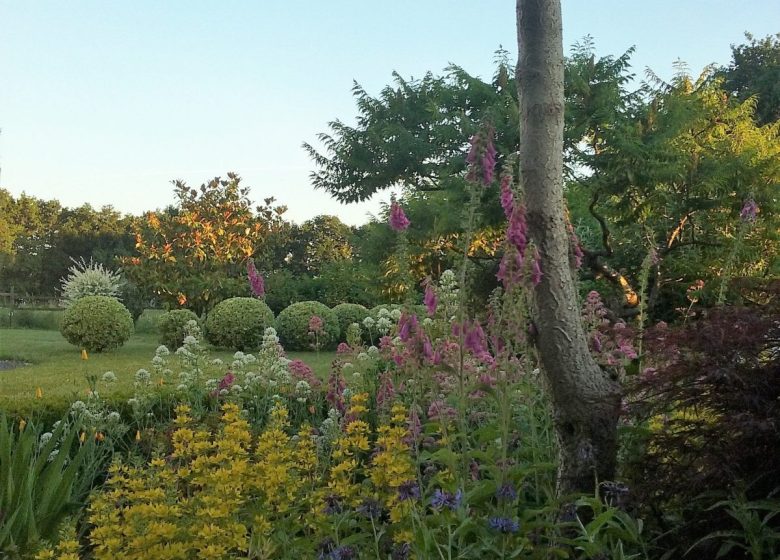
0,328,335,416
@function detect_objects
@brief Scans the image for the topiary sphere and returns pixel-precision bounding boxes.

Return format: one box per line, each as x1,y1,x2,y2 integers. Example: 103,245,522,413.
332,303,369,342
204,297,275,350
60,295,134,352
157,309,200,349
276,301,340,351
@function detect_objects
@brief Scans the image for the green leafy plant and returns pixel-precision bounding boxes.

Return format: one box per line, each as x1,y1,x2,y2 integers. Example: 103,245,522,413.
59,295,134,352
0,415,107,557
331,303,369,342
204,297,274,350
275,301,339,351
157,309,200,349
688,492,780,560
60,258,124,307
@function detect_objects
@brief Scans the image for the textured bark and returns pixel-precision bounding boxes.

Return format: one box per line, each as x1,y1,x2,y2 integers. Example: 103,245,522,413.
516,0,622,495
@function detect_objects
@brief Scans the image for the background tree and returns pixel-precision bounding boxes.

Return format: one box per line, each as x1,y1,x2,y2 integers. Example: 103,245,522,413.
123,173,286,315
720,32,780,125
517,0,621,494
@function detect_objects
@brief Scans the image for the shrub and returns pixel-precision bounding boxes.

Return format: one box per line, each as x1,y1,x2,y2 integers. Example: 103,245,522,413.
60,258,124,307
59,296,133,352
276,301,339,351
158,309,201,349
204,297,274,350
332,303,369,342
625,305,780,557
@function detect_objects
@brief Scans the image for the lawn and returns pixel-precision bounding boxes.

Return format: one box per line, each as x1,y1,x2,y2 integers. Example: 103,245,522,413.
0,327,335,414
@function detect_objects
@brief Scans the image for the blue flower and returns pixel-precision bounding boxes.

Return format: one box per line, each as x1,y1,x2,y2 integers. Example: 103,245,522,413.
489,516,520,533
397,480,420,501
496,482,517,502
430,488,463,511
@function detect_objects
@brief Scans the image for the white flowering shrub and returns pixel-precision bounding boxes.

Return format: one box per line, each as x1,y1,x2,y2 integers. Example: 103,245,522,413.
60,258,124,307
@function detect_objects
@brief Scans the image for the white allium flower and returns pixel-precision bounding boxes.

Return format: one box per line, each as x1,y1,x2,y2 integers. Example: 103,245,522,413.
183,335,198,346
390,309,402,321
295,380,311,394
40,432,53,446
52,420,61,431
362,316,375,328
377,317,392,334
211,358,224,366
107,411,121,423
155,345,170,357
423,318,434,327
135,368,152,383
231,384,243,393
367,346,379,355
127,398,139,407
205,379,218,390
357,352,369,361
47,449,60,462
233,351,245,360
152,356,165,366
70,400,87,413
378,308,391,319
177,384,187,391
101,371,117,383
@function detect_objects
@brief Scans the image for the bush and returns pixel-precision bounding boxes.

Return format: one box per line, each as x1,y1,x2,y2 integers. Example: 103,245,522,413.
158,309,201,349
625,305,780,557
204,297,274,350
276,301,339,351
6,308,63,330
331,303,369,342
60,258,124,307
59,296,133,352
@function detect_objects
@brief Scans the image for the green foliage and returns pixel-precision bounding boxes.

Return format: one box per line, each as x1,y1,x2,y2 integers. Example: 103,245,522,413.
59,296,133,352
117,279,147,323
204,297,275,351
1,307,63,330
331,303,369,341
122,173,287,316
720,32,780,125
0,415,107,556
275,301,339,351
157,309,201,350
60,258,124,307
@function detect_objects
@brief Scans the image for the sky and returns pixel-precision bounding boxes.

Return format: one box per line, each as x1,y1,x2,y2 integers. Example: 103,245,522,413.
1,1,778,226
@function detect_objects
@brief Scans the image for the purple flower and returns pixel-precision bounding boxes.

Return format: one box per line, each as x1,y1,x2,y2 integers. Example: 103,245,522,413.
391,542,411,560
358,498,382,519
464,320,487,355
496,482,517,502
397,480,420,501
740,198,759,222
507,204,528,256
424,283,438,316
323,494,344,515
398,312,418,342
430,488,462,511
308,315,324,334
488,517,520,533
466,127,497,187
389,201,411,232
247,259,265,298
500,174,514,219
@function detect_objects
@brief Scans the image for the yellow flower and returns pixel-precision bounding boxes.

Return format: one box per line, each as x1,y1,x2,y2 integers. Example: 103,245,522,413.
35,386,43,399
18,418,26,431
81,349,88,360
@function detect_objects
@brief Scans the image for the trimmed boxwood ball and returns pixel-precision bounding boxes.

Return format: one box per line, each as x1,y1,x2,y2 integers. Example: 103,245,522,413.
158,309,200,349
332,303,369,342
276,301,340,351
204,297,274,350
60,295,134,352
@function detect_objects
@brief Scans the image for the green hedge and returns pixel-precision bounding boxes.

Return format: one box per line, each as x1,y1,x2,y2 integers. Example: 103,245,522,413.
276,301,340,351
204,297,274,350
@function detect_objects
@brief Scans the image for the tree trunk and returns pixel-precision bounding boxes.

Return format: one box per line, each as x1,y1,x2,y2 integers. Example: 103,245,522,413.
516,0,622,495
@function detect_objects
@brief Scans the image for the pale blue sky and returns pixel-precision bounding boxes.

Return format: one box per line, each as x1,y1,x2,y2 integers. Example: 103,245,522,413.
1,1,778,225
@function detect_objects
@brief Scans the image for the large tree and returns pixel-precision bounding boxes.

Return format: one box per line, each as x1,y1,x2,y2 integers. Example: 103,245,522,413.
517,0,621,494
123,173,286,315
